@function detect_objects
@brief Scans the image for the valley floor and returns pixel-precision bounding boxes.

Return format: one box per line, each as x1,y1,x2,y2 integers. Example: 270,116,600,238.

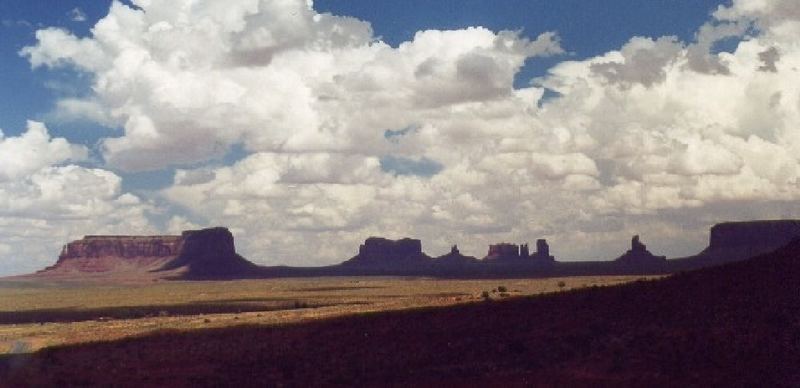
1,243,797,387
0,275,644,354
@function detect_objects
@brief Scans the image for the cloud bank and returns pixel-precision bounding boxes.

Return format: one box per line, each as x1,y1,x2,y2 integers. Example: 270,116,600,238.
0,122,157,274
3,0,800,274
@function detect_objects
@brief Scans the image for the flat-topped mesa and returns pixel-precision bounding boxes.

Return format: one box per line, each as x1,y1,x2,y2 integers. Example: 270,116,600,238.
157,227,258,278
42,235,185,274
342,237,431,268
38,227,259,279
615,235,666,266
58,235,183,260
670,220,800,268
708,220,800,258
484,243,521,261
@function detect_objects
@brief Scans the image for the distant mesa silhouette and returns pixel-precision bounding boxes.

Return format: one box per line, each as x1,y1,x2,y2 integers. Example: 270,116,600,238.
341,237,432,269
23,219,800,280
37,227,259,280
433,245,478,266
683,220,800,266
614,235,666,267
484,242,521,261
157,227,259,279
483,239,555,263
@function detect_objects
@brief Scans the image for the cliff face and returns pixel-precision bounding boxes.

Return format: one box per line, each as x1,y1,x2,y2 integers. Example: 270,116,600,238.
696,220,800,264
38,227,259,279
158,227,258,278
43,235,183,274
342,237,431,269
708,220,800,251
58,236,183,259
530,239,556,262
485,243,521,261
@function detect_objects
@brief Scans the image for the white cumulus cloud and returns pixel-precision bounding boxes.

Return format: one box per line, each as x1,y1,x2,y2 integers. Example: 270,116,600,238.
0,121,87,181
0,123,158,276
9,0,800,269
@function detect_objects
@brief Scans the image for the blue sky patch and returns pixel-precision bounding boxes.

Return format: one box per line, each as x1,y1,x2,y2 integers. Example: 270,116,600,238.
380,155,444,177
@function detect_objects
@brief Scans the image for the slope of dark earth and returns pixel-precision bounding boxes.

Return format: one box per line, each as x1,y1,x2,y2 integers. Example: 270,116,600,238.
2,240,799,387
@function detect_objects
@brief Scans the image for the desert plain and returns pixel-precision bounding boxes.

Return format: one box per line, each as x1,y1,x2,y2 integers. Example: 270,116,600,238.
0,275,649,354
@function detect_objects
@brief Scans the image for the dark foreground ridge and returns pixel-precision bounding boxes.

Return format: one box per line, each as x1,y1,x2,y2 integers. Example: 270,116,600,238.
3,238,799,386
25,219,800,279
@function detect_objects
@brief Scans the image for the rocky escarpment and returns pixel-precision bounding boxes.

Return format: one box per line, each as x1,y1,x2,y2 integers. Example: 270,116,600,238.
157,227,259,279
37,227,259,280
706,220,800,258
677,220,800,268
41,236,184,274
482,240,555,264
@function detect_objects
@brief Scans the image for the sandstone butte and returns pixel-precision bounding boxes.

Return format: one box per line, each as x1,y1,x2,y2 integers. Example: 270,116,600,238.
21,219,800,280
36,227,258,281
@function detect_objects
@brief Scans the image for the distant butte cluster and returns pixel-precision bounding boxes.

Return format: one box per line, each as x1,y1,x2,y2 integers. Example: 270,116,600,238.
484,239,555,263
20,219,800,280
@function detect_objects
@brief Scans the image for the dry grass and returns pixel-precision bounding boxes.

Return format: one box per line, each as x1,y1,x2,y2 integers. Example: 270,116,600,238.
0,275,655,354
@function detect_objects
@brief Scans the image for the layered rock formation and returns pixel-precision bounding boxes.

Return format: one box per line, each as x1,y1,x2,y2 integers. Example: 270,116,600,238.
41,236,184,274
38,227,259,279
614,235,666,267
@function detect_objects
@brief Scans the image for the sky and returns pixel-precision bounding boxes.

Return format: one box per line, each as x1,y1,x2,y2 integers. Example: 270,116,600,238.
1,0,800,276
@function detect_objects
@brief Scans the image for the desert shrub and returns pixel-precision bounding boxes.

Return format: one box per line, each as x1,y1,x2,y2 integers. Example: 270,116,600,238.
293,301,309,309
498,286,508,293
481,291,490,299
557,281,566,289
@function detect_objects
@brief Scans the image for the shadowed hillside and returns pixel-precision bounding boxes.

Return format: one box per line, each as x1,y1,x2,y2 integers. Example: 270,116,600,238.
2,239,799,386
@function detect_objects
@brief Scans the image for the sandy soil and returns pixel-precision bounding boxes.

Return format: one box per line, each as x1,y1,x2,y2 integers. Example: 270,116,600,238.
0,275,650,353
